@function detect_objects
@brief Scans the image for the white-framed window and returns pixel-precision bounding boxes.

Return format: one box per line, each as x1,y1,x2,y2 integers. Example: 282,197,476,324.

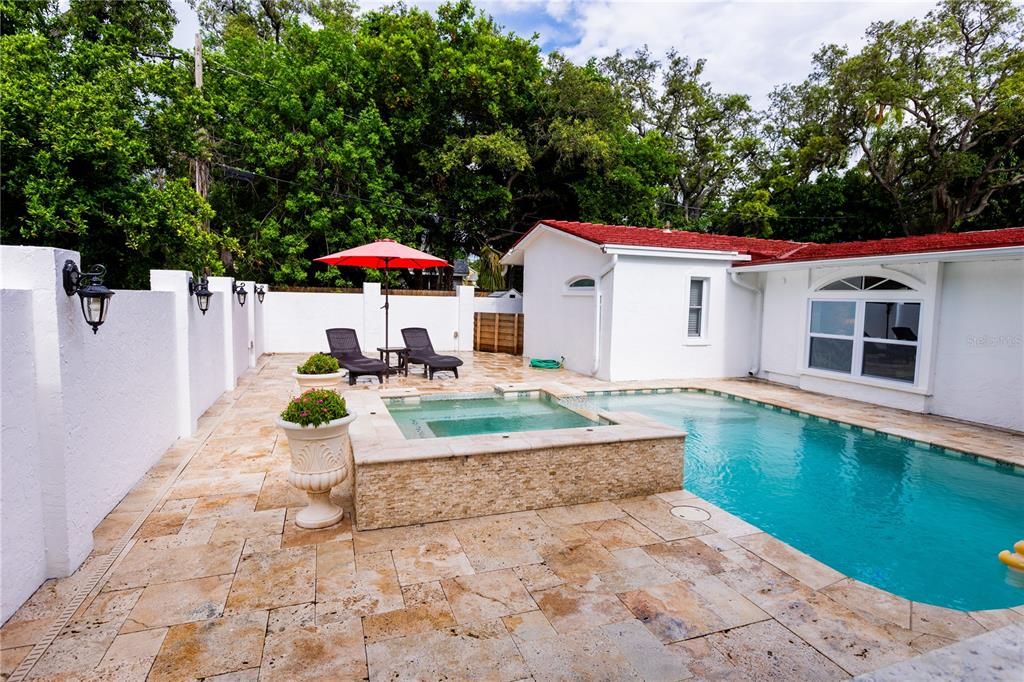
687,277,709,340
807,299,921,384
564,276,595,295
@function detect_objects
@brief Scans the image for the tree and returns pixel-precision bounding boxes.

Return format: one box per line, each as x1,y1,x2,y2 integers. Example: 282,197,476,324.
600,48,763,229
0,0,227,287
769,0,1023,233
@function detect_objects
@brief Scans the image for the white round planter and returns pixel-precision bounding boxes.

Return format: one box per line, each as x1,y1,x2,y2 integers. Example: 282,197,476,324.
292,371,345,392
277,412,356,529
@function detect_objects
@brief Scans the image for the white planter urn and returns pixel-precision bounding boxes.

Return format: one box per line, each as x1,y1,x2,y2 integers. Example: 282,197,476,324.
277,412,356,529
292,371,345,392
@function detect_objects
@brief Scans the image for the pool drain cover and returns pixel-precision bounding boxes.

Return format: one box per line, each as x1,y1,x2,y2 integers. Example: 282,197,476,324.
670,505,711,522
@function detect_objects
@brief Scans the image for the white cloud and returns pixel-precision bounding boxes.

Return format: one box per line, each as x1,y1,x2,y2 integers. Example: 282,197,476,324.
557,1,933,108
169,0,937,108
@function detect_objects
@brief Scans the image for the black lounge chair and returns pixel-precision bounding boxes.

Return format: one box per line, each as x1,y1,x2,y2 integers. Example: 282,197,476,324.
401,327,463,380
325,328,388,385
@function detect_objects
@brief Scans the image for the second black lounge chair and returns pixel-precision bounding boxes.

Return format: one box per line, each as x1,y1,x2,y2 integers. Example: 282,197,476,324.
401,327,463,380
325,328,388,385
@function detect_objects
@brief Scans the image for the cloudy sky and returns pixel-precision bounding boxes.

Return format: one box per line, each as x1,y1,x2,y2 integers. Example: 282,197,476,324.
169,0,935,109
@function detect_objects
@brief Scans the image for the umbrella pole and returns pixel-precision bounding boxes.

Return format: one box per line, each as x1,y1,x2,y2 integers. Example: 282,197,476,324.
384,260,390,383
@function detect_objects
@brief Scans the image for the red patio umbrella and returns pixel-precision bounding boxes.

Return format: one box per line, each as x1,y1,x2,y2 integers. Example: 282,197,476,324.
315,240,449,370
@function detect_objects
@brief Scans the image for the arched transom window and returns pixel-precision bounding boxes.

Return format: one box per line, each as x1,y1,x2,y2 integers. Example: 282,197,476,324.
808,274,922,384
817,276,914,291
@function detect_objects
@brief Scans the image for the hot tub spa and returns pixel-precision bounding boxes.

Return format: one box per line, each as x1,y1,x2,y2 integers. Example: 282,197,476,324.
344,386,686,529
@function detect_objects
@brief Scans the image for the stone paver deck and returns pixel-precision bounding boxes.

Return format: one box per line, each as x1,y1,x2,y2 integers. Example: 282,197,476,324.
2,353,1022,681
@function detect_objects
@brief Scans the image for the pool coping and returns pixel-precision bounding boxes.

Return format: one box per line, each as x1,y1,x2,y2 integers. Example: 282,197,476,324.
366,379,1023,472
346,385,687,467
576,385,1024,475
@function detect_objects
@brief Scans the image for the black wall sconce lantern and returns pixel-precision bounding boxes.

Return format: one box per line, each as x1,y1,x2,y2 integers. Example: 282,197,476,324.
234,280,248,306
62,260,114,334
189,275,213,315
255,285,266,304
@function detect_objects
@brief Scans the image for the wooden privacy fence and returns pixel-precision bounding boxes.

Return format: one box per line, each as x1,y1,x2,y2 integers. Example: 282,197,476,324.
474,313,524,355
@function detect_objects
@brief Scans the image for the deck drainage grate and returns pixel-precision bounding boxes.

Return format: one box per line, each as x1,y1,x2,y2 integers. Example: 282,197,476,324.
670,505,712,522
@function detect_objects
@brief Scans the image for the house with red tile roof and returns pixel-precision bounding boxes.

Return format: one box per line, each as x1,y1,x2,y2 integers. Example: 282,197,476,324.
501,220,1024,430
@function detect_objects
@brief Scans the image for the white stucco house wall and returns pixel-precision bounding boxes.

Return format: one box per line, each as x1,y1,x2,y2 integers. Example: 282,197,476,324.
502,220,1024,432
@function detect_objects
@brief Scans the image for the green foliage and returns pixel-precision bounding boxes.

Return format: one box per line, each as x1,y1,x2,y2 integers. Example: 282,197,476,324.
2,0,1021,286
296,353,340,375
0,0,233,286
280,388,347,426
471,245,505,291
765,0,1023,234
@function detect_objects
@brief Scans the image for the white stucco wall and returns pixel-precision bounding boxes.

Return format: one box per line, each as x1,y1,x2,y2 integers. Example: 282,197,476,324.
59,289,180,561
521,230,611,374
385,295,460,351
929,259,1023,431
188,291,229,425
262,292,364,353
758,262,941,412
518,231,760,380
1,248,186,622
231,291,250,381
756,258,1024,428
0,249,301,620
605,256,758,381
473,295,524,314
1,289,45,622
259,287,477,354
253,285,267,360
759,270,807,386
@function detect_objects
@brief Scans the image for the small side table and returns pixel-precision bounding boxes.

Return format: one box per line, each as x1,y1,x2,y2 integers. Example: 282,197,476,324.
377,346,409,377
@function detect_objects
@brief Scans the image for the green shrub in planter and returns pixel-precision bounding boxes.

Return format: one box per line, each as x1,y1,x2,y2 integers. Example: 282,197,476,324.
296,353,340,375
281,389,347,427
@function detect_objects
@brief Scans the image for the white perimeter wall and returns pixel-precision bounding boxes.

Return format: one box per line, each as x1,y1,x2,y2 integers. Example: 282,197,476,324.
262,291,364,353
1,289,45,621
386,294,460,351
189,291,229,425
474,296,523,314
521,230,610,375
606,256,758,381
0,247,270,622
1,245,518,621
259,284,502,354
231,289,250,381
929,259,1023,431
60,289,179,550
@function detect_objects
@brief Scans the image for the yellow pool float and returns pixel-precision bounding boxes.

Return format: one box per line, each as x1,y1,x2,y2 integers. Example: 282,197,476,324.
998,540,1024,571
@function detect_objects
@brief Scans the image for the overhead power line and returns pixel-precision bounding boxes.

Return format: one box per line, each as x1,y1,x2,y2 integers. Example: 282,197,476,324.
197,52,872,230
211,162,479,228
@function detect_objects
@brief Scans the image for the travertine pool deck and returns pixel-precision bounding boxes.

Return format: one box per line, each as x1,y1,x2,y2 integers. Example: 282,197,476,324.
2,353,1022,681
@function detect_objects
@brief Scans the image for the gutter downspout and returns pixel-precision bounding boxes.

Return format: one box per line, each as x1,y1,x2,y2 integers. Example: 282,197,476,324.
592,254,618,376
729,270,763,376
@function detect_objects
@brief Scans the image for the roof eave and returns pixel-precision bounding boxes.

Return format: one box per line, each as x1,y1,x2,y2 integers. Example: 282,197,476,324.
500,222,605,265
729,245,1024,272
601,244,752,261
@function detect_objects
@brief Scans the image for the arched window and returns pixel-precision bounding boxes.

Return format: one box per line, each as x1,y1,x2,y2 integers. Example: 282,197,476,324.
808,274,921,384
567,277,595,289
817,276,913,291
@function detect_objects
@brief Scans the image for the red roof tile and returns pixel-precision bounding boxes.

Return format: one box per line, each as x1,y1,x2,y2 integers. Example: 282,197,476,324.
529,220,803,261
521,220,1024,265
743,227,1024,265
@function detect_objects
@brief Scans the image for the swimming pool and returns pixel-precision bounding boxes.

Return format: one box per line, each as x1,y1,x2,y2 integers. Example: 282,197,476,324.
387,393,597,439
584,390,1024,611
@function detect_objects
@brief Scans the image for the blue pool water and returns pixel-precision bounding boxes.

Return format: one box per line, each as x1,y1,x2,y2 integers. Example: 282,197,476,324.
388,394,596,439
585,391,1024,611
